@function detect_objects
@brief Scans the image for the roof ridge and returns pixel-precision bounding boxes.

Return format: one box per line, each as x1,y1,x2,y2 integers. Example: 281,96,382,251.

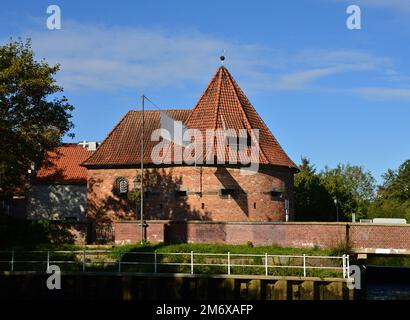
186,67,222,125
223,67,270,164
213,67,223,130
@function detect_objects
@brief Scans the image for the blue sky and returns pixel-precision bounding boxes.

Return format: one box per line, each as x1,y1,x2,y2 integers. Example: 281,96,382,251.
1,0,410,182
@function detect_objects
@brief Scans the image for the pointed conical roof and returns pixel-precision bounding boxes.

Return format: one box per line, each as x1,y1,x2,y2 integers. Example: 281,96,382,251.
185,66,297,169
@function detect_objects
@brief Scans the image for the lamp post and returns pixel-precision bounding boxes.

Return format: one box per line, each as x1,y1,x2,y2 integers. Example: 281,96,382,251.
140,94,145,244
334,198,339,222
285,198,290,222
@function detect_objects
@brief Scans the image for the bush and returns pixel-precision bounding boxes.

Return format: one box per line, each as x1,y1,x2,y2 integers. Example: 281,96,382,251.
329,241,353,256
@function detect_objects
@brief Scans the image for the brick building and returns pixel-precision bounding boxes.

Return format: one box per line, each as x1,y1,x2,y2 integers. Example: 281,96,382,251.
82,66,298,223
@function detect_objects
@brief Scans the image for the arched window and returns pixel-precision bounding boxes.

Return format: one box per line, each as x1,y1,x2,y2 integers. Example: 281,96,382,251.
114,177,128,194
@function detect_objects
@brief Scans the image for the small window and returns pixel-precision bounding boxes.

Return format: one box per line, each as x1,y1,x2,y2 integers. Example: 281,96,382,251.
175,190,188,197
201,203,205,210
226,135,238,149
114,177,128,195
270,190,283,200
238,131,252,148
220,188,238,199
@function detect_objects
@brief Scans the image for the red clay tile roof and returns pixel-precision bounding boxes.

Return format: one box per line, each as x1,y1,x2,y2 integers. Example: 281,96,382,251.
82,110,191,168
82,66,297,170
34,144,93,185
185,66,297,169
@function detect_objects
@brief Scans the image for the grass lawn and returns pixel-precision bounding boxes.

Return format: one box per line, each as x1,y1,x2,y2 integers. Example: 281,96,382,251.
0,242,349,278
2,242,332,255
111,242,332,256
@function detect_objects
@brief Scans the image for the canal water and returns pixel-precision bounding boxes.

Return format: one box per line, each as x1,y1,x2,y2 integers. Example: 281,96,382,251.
363,266,410,300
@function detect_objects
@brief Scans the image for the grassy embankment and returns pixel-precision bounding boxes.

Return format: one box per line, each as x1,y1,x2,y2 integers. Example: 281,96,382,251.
0,242,347,278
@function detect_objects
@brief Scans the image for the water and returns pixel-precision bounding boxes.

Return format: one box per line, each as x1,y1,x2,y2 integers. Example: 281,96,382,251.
363,266,410,300
366,283,410,300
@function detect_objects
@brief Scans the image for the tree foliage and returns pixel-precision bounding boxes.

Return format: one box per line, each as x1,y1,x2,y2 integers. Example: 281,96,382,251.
294,158,333,221
0,39,74,198
368,160,410,221
295,158,376,221
320,164,376,220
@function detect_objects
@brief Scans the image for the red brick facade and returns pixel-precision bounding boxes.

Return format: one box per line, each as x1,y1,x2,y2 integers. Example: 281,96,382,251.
87,166,294,222
350,224,410,250
82,66,298,224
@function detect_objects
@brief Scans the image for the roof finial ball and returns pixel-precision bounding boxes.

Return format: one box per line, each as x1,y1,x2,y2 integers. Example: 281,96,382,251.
220,51,225,66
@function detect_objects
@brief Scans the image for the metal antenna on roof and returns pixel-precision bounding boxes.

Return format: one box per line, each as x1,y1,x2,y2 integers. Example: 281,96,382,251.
220,49,225,66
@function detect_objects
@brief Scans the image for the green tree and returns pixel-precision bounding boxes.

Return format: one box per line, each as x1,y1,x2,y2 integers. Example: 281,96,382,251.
0,39,74,198
380,160,410,201
320,164,376,221
294,157,334,221
368,160,410,221
295,158,376,221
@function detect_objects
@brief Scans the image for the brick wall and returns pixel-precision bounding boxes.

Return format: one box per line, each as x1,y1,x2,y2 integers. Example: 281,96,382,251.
163,221,345,248
114,221,165,244
87,166,294,222
114,221,410,250
350,224,410,250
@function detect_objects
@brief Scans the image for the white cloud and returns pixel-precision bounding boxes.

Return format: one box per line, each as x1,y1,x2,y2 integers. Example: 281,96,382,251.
4,20,404,98
25,22,280,92
275,67,341,90
355,87,410,100
273,50,391,90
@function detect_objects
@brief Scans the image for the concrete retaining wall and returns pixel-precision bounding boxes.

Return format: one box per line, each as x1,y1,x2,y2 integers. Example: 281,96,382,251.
0,272,353,300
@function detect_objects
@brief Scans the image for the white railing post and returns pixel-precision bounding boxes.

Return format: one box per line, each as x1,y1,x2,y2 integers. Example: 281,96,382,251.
303,254,306,277
265,253,268,276
154,251,157,273
82,250,86,272
47,251,50,270
118,253,122,273
342,255,346,278
10,248,14,272
227,252,231,275
347,255,350,279
191,251,194,274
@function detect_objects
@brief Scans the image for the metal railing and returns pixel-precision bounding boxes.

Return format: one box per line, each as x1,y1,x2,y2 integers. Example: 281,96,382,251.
0,250,350,279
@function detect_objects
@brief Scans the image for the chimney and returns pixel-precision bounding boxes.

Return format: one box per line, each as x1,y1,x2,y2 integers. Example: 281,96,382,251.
87,141,97,151
78,141,99,151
